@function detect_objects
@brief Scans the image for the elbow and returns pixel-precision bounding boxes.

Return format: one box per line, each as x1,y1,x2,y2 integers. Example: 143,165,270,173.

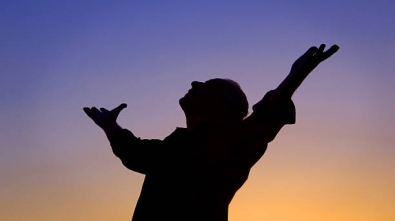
111,146,148,174
266,135,276,143
119,158,147,174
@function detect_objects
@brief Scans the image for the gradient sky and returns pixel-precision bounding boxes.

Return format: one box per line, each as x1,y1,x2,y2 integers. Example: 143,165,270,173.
1,1,394,220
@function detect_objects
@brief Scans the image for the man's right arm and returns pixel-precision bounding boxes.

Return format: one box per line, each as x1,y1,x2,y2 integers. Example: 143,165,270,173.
108,125,163,174
83,103,163,174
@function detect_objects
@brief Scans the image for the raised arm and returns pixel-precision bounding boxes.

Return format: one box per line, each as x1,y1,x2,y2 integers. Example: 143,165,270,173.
271,44,340,101
235,44,340,167
245,44,339,139
83,104,163,174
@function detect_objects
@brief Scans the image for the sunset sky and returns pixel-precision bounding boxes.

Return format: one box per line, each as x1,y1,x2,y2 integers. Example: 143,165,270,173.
1,1,394,220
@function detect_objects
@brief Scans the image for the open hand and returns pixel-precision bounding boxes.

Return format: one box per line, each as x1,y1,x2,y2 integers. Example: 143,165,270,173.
290,44,339,76
83,103,127,131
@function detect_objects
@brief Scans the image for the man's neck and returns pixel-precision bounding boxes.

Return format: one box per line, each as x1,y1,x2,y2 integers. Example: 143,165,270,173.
186,116,207,133
186,115,229,135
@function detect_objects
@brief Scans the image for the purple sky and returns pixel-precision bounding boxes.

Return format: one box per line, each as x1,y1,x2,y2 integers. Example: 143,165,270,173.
1,1,394,220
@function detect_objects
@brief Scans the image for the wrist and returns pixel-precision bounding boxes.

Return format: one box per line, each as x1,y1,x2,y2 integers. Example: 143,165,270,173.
103,122,122,141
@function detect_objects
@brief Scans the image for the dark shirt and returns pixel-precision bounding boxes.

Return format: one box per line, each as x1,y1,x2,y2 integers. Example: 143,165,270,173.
110,91,295,221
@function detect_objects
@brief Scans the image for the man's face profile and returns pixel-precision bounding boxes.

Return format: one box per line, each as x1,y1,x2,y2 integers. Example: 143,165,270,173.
179,80,218,117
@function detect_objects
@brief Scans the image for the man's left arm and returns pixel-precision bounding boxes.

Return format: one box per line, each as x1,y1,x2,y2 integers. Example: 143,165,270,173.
238,44,339,166
241,90,296,145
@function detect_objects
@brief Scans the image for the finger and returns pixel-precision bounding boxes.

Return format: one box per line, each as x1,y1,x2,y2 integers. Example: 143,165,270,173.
83,107,100,121
318,44,326,53
305,46,319,56
111,103,127,116
114,103,127,111
91,107,101,116
321,45,340,61
83,107,93,118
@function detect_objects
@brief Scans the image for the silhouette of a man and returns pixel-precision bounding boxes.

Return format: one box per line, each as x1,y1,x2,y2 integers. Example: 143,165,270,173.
84,44,339,221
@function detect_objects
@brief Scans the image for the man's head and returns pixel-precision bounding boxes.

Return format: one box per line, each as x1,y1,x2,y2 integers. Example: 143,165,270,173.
179,78,248,124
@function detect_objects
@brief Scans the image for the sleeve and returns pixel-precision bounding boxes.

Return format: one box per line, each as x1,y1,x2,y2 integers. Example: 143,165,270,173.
242,90,296,143
110,128,164,174
223,90,296,170
250,90,295,124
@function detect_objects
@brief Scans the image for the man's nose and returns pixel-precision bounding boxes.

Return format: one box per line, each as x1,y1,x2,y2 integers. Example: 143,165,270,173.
191,81,203,88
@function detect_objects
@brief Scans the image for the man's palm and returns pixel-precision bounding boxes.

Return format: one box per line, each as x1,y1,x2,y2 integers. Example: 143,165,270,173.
83,103,127,130
291,44,339,76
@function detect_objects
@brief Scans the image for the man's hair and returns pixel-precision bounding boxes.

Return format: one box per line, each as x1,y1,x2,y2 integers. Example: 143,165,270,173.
217,78,249,121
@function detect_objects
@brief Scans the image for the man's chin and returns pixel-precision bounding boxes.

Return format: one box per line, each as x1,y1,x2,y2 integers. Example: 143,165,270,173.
179,96,187,109
179,96,194,112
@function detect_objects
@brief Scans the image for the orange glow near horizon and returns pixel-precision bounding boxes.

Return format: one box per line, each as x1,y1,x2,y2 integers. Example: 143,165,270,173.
1,1,394,220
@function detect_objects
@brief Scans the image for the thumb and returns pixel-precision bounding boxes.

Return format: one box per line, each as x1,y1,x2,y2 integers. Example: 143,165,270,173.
112,103,127,118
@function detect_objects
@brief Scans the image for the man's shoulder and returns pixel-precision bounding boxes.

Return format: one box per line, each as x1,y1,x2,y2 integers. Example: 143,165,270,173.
163,127,187,142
